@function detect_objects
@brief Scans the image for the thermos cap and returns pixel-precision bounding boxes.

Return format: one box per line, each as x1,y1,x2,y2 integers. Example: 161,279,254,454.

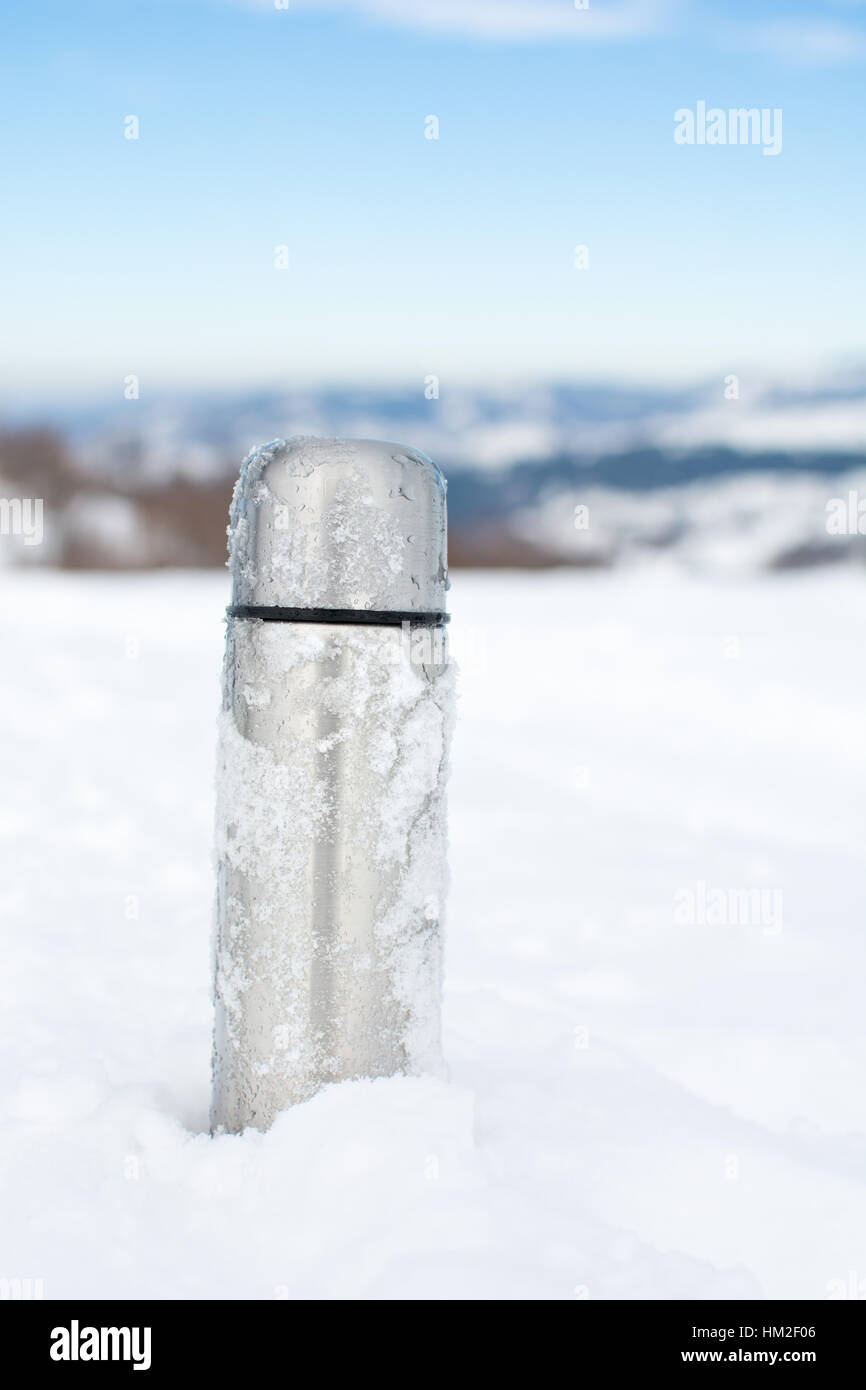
229,436,448,614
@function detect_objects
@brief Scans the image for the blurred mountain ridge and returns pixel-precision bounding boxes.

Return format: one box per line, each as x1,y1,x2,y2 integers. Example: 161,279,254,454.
1,373,864,571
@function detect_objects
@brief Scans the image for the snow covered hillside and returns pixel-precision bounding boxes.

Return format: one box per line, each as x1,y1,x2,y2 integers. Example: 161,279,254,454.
0,568,864,1299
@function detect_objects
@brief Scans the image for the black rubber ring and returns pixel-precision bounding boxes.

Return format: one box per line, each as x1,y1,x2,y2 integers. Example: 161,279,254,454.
227,605,449,627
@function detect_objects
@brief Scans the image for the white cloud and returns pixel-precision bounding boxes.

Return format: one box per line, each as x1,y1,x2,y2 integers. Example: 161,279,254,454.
234,0,866,64
741,17,866,64
255,0,673,42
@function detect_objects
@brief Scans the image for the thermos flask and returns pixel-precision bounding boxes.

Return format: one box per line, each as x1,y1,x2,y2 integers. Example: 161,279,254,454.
211,437,452,1132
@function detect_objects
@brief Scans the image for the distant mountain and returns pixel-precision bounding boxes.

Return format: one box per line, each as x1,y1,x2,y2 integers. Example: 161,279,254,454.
4,370,863,485
1,374,864,571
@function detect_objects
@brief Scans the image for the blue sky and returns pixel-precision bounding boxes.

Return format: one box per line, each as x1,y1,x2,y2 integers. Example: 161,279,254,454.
3,0,865,398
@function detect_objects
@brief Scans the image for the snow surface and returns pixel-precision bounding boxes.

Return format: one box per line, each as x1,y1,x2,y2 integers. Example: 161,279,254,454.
1,567,865,1299
517,470,866,573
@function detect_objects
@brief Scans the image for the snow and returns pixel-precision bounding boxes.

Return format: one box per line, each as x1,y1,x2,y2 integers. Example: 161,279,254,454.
0,566,864,1299
653,398,866,454
516,470,866,572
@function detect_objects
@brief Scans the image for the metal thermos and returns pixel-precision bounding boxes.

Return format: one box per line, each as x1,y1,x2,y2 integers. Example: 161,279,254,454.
211,437,452,1133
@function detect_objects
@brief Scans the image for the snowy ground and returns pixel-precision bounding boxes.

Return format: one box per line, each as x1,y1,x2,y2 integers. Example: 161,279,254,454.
1,565,865,1300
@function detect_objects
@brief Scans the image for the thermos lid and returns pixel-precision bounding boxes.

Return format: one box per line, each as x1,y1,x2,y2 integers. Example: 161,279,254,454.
229,436,448,616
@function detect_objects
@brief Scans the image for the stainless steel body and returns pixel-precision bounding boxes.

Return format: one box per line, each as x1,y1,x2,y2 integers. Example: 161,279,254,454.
211,438,452,1133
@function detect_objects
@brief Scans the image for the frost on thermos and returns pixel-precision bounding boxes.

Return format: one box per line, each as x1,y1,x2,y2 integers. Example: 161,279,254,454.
211,437,454,1133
